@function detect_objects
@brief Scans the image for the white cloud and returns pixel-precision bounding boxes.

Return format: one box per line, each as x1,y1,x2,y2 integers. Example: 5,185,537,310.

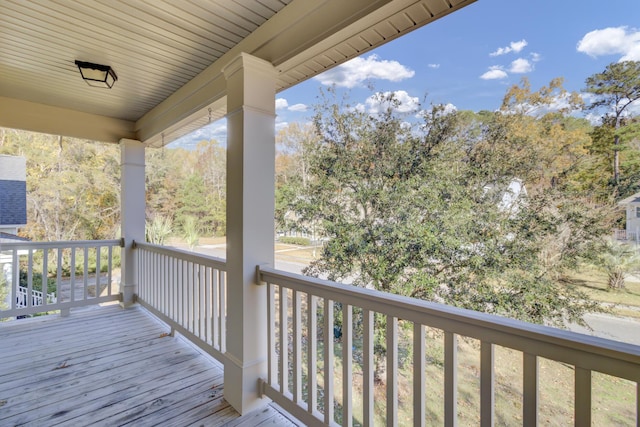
507,92,583,117
586,96,640,120
169,120,228,149
480,66,508,80
420,103,458,118
275,121,289,132
206,121,228,143
288,103,308,112
629,100,640,116
490,39,528,56
427,63,440,69
545,93,580,114
275,98,289,110
442,103,458,114
581,92,598,105
583,112,602,126
277,99,308,113
530,52,542,62
358,90,420,114
580,99,639,124
509,58,532,73
313,54,415,88
577,26,640,61
626,47,640,61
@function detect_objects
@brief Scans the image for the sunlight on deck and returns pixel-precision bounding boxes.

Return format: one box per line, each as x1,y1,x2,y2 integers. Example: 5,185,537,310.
0,304,299,426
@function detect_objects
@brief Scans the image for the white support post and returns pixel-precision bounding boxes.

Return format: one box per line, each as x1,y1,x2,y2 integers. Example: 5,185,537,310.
223,53,276,414
120,139,145,307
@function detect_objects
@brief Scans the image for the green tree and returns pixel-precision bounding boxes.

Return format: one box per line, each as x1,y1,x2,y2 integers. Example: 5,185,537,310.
597,240,640,289
146,147,185,222
181,216,200,250
177,175,208,220
146,141,226,237
583,120,640,203
584,61,640,187
195,140,226,235
275,123,320,236
296,86,609,329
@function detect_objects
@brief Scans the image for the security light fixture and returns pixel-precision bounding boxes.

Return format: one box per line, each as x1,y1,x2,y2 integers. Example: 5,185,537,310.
75,60,117,88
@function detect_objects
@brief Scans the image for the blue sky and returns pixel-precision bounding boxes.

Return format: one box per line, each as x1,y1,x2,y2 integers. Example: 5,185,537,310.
171,0,640,148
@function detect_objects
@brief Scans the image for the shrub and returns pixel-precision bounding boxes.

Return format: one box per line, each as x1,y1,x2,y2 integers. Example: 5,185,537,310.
279,236,310,246
146,215,173,245
19,270,56,294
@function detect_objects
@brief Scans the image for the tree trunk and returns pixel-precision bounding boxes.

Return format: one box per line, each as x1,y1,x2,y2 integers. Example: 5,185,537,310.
613,133,620,186
374,352,386,384
608,270,625,289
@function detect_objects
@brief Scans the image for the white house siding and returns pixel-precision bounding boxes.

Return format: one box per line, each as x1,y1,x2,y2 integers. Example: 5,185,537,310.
0,155,26,181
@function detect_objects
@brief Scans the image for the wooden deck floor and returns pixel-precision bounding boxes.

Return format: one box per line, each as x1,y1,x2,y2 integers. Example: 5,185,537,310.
0,304,300,427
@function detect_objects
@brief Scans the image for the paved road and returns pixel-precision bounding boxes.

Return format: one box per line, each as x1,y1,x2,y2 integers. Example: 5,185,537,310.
192,244,308,274
568,313,640,346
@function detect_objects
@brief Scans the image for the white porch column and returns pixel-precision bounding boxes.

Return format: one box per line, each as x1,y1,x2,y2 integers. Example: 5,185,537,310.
120,139,145,307
223,53,276,414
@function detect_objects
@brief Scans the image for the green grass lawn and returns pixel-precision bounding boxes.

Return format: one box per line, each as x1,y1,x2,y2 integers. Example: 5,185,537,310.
303,326,636,426
563,265,640,318
274,242,322,264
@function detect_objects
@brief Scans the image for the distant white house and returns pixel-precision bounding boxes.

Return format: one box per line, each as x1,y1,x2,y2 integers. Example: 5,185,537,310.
483,178,527,215
617,191,640,241
500,179,527,212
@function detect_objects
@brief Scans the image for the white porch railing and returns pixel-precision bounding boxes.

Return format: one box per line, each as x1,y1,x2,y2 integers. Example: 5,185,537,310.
614,229,639,242
258,267,640,427
4,240,638,425
16,285,56,308
134,242,227,363
0,240,121,319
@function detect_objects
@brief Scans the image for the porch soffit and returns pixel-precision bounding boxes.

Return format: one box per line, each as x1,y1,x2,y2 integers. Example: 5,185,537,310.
0,0,477,146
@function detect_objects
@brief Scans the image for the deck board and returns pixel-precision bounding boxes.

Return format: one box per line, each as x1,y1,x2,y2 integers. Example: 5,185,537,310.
0,304,300,427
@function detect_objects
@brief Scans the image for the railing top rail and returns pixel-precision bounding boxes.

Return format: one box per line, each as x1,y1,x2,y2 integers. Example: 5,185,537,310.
0,239,121,250
259,266,640,381
134,241,226,270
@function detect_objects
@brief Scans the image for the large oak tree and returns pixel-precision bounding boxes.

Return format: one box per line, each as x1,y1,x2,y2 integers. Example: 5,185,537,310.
290,84,611,327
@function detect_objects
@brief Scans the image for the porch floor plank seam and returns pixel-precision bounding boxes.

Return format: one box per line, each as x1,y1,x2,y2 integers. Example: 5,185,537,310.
0,304,300,426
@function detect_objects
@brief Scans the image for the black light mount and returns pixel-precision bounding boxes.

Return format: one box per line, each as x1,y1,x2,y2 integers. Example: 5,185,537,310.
75,60,117,88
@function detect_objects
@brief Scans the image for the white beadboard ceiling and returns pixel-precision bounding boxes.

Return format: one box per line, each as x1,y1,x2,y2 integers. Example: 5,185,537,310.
0,0,476,147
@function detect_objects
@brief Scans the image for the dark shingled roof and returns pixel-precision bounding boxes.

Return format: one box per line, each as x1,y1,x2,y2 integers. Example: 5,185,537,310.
0,179,27,226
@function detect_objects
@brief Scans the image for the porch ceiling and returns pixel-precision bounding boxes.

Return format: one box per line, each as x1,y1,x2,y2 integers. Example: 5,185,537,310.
0,0,476,147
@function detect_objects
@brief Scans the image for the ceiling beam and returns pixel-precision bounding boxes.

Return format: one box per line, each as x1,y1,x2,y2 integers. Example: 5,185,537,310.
0,96,135,143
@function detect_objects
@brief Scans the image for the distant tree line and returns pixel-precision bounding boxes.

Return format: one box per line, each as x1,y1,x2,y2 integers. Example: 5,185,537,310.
0,130,121,241
0,130,226,243
145,140,226,242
